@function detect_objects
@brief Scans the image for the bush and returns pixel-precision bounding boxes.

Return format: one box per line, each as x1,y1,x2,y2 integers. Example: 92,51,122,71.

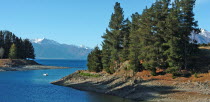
172,75,177,79
105,67,113,74
194,73,198,78
165,67,179,73
150,68,157,76
172,72,182,77
167,69,192,78
183,72,191,77
124,63,131,71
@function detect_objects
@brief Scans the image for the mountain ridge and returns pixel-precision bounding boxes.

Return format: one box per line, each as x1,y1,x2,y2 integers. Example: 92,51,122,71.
30,38,92,59
190,29,210,44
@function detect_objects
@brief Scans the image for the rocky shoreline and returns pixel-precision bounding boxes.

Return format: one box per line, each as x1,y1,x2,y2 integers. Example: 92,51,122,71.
0,65,69,72
0,59,69,71
51,70,210,102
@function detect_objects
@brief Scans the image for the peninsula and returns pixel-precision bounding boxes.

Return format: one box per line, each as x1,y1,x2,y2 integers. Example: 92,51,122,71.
0,59,69,72
52,1,210,102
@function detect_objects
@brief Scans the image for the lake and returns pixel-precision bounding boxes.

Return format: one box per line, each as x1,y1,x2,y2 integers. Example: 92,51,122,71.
0,59,135,102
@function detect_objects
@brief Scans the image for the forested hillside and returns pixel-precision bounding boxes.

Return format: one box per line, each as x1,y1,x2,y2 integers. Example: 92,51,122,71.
0,30,35,59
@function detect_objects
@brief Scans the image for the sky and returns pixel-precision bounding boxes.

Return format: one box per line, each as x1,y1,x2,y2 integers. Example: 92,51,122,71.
0,0,209,48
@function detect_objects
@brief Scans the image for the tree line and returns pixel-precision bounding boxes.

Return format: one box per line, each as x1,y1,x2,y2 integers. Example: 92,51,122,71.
0,30,35,59
87,0,200,75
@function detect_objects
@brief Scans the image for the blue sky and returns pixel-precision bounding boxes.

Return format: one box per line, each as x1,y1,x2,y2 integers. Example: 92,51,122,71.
0,0,209,48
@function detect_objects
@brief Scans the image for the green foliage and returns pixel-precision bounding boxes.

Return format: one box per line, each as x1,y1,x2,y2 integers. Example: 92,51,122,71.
166,67,192,78
88,0,200,76
123,63,131,71
120,18,131,62
129,13,142,72
105,67,112,74
9,44,17,59
108,2,125,67
79,72,100,77
101,42,111,73
151,68,157,76
0,30,35,59
0,47,4,59
101,2,131,73
172,75,177,79
23,39,35,59
172,72,182,77
194,73,198,78
165,67,179,74
87,46,103,72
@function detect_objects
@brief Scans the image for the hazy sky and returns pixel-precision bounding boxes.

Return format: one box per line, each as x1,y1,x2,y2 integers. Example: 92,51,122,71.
0,0,209,48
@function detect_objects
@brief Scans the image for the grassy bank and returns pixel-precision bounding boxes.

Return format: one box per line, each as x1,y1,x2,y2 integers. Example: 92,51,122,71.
78,72,100,77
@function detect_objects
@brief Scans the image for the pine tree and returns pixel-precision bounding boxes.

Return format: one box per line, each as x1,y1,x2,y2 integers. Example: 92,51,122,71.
101,29,112,73
0,47,4,59
108,2,125,69
179,0,198,70
163,1,182,72
9,43,17,59
0,30,35,59
153,0,170,69
121,18,131,62
101,42,112,73
18,38,25,59
129,12,142,72
137,5,159,75
15,37,22,59
133,0,171,75
0,31,4,48
3,31,12,58
23,39,35,59
28,41,35,59
87,46,102,72
91,0,200,75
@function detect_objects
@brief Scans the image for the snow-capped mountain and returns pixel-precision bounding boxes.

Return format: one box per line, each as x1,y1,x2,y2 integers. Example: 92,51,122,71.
30,38,92,59
30,38,60,45
79,45,90,50
30,38,44,43
190,29,210,44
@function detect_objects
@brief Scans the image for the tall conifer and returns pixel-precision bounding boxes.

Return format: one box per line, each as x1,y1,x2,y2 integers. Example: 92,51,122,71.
87,46,102,72
129,13,142,72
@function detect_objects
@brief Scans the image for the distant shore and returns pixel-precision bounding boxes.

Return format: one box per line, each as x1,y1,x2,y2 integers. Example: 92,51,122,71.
51,70,210,102
0,65,70,72
0,59,69,72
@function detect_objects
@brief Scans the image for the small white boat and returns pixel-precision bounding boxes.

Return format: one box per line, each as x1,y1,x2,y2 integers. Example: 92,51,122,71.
43,73,48,76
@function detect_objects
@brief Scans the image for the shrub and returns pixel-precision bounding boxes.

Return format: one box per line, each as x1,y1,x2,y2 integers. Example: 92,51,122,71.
172,75,177,79
194,73,198,78
165,67,179,73
172,72,182,77
150,68,157,76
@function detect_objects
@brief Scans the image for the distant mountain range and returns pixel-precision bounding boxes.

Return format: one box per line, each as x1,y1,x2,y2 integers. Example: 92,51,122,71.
190,29,210,44
30,38,92,59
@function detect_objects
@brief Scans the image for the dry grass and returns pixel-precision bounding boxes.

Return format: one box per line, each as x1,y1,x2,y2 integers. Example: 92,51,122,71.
199,46,210,50
135,70,210,82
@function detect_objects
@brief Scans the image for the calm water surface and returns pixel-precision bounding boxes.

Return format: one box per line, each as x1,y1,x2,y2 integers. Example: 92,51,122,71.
0,60,135,102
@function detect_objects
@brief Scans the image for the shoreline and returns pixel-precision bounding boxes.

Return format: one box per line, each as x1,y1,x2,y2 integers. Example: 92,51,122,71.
51,70,210,102
0,65,70,72
0,59,70,72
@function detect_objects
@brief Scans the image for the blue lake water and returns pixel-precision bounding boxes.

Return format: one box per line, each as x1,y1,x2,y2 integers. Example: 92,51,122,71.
0,60,135,102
